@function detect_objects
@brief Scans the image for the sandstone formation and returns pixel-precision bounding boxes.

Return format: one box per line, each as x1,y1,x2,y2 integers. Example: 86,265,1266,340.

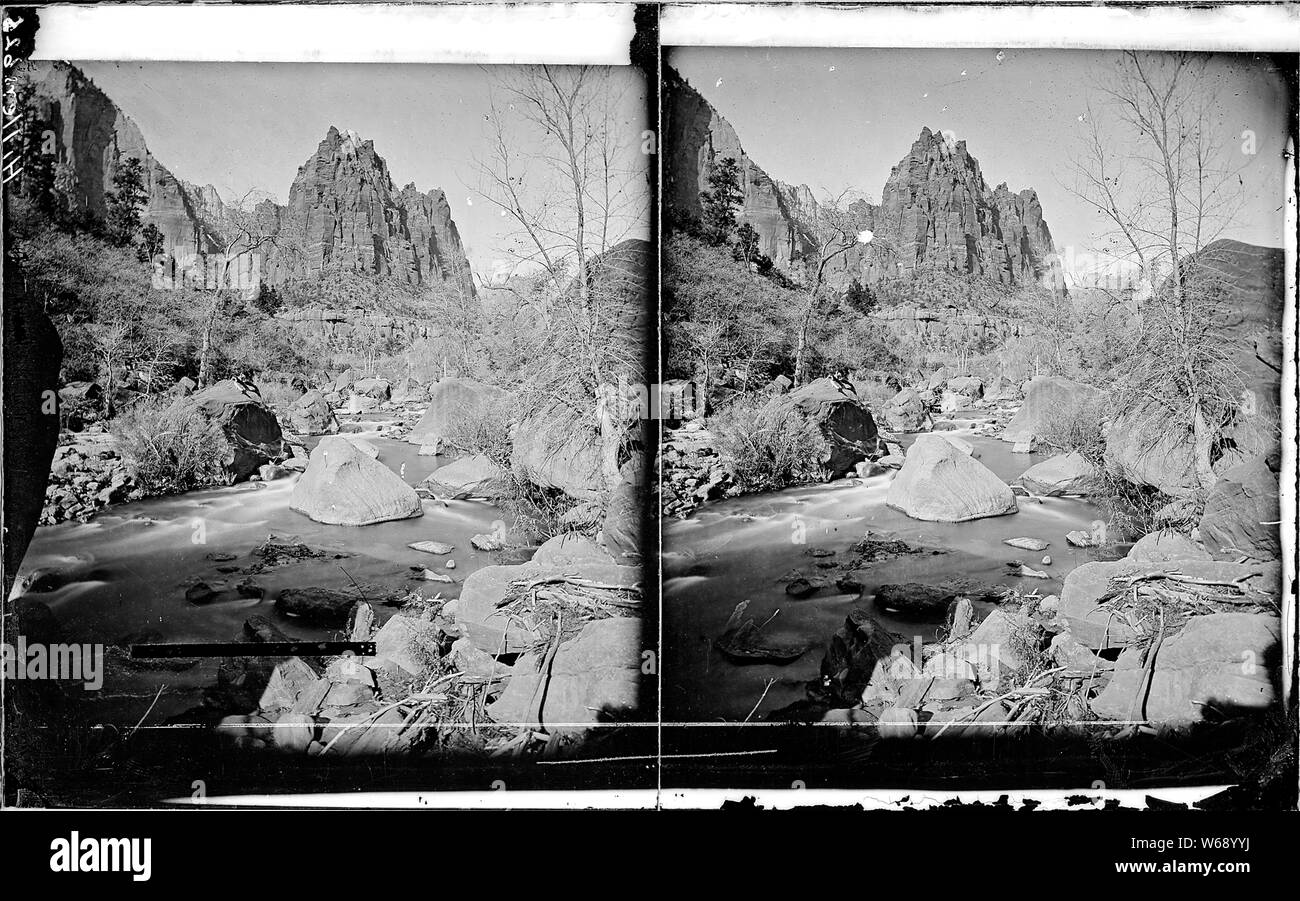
20,61,220,258
260,127,474,296
666,66,1064,291
424,454,507,499
1090,613,1281,727
20,64,475,301
511,403,606,500
1103,401,1201,497
663,66,816,271
486,617,643,730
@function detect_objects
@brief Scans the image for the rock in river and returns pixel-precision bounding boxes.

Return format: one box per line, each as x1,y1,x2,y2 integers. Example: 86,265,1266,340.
1018,451,1094,496
290,436,422,525
287,389,338,436
882,387,932,432
424,453,507,499
886,434,1017,522
276,588,368,626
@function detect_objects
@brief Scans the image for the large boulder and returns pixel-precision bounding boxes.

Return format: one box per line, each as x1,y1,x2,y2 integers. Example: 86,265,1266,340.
406,378,507,450
532,533,616,567
352,377,391,401
424,453,507,499
511,403,606,500
456,561,639,655
486,616,644,730
188,380,285,481
886,434,1017,522
1059,558,1280,650
455,564,546,654
1090,613,1281,727
984,375,1018,401
946,376,983,399
1001,375,1101,445
275,588,366,626
763,378,878,478
289,436,422,525
390,376,425,404
1019,451,1095,496
1104,401,1201,497
371,613,441,680
287,389,338,436
882,387,932,432
1197,457,1280,561
1127,531,1211,563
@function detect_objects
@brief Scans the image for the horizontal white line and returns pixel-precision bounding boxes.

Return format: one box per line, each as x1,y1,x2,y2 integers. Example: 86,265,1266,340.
662,3,1300,52
31,3,636,65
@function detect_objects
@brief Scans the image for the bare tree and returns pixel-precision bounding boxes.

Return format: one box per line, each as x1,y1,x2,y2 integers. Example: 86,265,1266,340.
476,66,648,483
789,192,866,386
193,193,283,387
1067,51,1250,487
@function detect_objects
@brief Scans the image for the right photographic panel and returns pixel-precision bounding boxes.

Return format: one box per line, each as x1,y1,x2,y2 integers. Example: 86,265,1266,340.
659,39,1294,793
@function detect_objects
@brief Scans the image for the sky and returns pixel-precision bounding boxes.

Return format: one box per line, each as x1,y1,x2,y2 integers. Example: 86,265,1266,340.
74,61,650,281
670,48,1293,279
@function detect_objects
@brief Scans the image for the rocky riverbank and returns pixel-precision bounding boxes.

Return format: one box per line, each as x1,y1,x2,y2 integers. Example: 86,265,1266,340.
22,364,648,761
40,431,142,525
206,532,645,757
671,365,1284,737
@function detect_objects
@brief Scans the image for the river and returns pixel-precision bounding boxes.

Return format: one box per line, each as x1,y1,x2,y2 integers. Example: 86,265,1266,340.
662,424,1123,722
9,418,513,722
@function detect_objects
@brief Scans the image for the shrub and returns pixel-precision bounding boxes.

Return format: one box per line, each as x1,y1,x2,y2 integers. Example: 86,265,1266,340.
111,397,233,495
852,379,896,414
253,379,303,412
712,394,827,493
1036,390,1110,466
443,389,515,469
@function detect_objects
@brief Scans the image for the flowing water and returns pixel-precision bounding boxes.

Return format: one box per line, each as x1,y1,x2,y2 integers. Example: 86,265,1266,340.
662,425,1120,722
10,420,513,721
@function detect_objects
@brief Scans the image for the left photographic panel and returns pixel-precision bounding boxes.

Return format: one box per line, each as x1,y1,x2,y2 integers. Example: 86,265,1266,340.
2,4,656,807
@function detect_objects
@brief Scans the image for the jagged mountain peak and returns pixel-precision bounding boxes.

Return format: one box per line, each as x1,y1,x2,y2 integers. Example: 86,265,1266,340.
19,61,474,294
666,67,1062,290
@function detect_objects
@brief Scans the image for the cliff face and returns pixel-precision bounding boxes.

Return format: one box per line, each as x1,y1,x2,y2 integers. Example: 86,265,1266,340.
663,66,816,267
867,128,1061,287
21,60,220,256
19,63,473,295
261,127,474,295
665,67,1063,291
